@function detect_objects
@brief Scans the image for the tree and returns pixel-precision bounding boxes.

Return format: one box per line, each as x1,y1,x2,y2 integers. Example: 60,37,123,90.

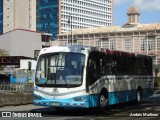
0,49,9,56
0,49,9,71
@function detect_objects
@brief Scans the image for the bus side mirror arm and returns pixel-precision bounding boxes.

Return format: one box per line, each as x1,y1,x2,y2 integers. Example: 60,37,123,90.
86,74,89,92
86,86,89,92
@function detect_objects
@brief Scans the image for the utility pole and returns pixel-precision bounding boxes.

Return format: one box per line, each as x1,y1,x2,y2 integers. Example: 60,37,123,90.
68,13,73,45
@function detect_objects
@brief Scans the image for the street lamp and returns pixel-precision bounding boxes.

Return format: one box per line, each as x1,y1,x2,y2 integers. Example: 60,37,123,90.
68,13,73,45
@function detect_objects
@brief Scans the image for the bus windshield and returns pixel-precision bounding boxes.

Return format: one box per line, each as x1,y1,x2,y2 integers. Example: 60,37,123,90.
35,52,85,88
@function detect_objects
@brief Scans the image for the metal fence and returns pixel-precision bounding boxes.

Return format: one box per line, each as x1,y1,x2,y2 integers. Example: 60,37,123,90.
0,83,34,93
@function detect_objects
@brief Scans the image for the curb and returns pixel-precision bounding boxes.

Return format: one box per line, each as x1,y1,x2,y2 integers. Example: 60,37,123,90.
0,93,33,107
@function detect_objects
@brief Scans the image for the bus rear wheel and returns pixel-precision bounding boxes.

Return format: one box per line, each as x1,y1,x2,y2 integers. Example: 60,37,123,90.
98,92,108,112
136,89,142,103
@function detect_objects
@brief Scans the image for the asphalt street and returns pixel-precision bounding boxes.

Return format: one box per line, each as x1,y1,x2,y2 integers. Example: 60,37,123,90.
0,94,160,120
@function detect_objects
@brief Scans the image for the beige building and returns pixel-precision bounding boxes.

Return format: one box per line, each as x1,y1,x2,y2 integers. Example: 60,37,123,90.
56,5,160,66
0,28,51,58
3,0,36,33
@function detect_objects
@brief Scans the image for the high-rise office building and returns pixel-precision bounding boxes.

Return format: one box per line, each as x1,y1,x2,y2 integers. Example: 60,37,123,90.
0,0,36,34
36,0,114,39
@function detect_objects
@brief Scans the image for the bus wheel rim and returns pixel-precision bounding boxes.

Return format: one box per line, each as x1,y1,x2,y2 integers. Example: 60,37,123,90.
100,95,106,108
137,91,141,101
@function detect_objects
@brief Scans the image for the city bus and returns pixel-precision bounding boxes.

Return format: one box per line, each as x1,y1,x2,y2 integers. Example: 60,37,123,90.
33,45,154,111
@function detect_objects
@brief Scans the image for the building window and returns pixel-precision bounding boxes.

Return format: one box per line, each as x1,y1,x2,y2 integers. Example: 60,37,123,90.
110,39,116,50
101,38,109,48
34,50,40,59
140,38,147,51
77,41,83,45
157,37,160,50
148,36,155,50
132,15,135,22
156,56,160,65
95,41,101,48
124,39,132,52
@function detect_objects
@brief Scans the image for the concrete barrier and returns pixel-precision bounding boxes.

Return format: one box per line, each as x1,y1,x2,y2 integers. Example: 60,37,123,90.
0,93,33,107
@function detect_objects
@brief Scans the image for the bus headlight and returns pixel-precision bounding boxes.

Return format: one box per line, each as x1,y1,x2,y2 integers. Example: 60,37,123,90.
73,97,85,101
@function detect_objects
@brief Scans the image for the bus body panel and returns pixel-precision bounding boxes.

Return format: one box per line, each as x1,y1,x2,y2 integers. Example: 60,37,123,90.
88,75,154,105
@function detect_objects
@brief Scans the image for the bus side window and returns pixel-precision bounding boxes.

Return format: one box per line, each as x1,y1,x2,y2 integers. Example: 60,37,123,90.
133,58,140,75
100,59,103,75
88,60,96,84
87,51,102,85
147,59,153,75
103,55,112,75
112,56,117,74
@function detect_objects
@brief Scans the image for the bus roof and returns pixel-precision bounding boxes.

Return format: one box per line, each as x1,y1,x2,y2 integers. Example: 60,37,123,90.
39,45,92,55
39,45,152,59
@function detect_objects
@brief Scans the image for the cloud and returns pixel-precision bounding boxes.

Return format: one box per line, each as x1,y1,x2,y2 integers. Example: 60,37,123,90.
135,0,160,11
114,0,160,11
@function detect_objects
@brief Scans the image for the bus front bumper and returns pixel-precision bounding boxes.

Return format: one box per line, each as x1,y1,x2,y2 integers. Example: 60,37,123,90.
33,99,90,108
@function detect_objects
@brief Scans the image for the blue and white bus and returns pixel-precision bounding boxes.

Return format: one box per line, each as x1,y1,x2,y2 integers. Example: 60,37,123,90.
34,45,154,111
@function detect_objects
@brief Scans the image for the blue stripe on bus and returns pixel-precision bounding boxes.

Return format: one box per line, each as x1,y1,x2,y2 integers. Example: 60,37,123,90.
88,94,99,107
33,94,99,108
88,88,154,107
33,88,154,108
34,94,90,108
108,90,137,104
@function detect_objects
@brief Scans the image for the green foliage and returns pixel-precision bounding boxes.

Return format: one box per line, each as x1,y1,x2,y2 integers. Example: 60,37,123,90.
154,78,160,87
0,66,3,71
0,49,9,56
154,82,159,87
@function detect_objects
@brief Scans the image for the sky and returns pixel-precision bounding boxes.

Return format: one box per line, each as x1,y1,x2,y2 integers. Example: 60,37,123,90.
114,0,160,26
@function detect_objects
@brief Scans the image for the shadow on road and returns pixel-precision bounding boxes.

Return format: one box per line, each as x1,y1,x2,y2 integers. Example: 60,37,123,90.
30,94,160,117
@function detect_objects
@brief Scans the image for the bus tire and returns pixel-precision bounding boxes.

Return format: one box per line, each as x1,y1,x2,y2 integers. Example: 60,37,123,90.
98,91,108,112
136,89,142,103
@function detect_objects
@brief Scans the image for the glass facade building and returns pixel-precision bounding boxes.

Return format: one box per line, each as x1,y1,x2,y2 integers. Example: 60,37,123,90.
0,0,3,34
36,0,59,39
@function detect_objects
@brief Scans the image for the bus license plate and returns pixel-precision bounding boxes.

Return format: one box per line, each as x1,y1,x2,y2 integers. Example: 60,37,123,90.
52,102,58,106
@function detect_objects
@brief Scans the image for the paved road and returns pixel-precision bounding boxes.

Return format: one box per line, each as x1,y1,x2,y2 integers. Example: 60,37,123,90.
0,94,160,120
